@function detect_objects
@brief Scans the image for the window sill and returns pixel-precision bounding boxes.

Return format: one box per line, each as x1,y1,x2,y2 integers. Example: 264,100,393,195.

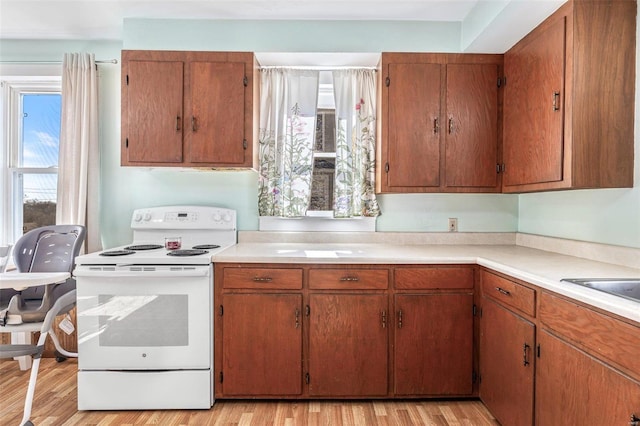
259,216,376,232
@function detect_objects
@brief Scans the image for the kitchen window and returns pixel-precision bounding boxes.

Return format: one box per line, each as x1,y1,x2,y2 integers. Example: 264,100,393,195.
0,77,62,244
258,68,379,232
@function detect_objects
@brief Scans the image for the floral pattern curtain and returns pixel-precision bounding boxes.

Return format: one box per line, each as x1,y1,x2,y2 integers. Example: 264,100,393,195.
258,69,319,217
332,69,380,218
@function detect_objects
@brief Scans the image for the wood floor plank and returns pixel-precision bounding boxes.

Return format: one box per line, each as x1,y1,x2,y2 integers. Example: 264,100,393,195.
1,359,499,426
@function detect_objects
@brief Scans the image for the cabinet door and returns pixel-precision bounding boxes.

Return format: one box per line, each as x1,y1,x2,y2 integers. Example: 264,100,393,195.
308,294,388,396
536,330,640,426
222,293,302,396
387,63,442,188
445,63,499,189
395,293,473,396
188,61,246,165
503,16,565,187
480,297,535,426
124,60,184,163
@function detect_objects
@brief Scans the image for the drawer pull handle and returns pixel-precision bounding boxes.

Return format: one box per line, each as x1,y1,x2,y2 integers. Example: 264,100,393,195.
340,276,359,282
252,277,273,282
496,287,511,296
523,343,531,366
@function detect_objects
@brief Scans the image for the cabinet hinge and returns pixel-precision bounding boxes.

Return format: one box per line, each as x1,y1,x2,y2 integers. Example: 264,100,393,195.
126,74,129,85
472,371,478,384
385,163,389,173
243,76,248,87
385,77,390,87
125,138,129,148
219,305,223,316
220,371,223,383
537,344,541,358
305,372,310,384
243,139,248,150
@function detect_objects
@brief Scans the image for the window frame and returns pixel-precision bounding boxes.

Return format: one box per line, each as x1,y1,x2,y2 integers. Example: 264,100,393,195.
0,76,62,245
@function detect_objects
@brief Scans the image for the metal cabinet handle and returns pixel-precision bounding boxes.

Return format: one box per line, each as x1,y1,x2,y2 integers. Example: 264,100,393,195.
448,117,454,134
339,276,359,282
398,309,403,329
252,276,273,282
192,116,198,132
552,91,561,111
295,308,300,329
523,343,531,366
496,287,511,296
381,311,387,329
433,118,439,134
176,115,181,131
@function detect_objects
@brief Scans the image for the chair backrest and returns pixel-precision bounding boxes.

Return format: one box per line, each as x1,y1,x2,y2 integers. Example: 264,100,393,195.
13,225,86,274
0,245,12,273
13,225,86,301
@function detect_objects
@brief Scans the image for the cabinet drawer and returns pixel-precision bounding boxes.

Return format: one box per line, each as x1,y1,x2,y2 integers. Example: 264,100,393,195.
481,271,536,317
223,268,302,290
540,292,640,380
309,268,388,290
395,267,473,290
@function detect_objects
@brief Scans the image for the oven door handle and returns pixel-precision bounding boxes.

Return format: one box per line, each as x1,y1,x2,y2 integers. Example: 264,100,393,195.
73,268,210,278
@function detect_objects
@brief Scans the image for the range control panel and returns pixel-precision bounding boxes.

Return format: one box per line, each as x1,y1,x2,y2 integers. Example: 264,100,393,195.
130,206,237,230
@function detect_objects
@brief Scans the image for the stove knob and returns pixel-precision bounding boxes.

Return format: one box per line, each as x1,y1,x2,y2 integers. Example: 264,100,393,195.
223,214,231,222
133,213,142,222
143,212,152,221
213,213,222,222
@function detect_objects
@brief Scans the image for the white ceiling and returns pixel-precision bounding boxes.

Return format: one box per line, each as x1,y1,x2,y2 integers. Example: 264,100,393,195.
1,0,536,41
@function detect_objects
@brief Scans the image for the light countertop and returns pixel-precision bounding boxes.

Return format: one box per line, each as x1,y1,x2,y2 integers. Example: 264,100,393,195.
212,243,640,324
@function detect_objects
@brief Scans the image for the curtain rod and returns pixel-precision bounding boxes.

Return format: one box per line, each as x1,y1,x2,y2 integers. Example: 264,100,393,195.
0,59,118,65
260,65,376,71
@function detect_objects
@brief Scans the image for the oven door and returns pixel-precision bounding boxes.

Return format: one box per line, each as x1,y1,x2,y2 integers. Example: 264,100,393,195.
75,264,212,370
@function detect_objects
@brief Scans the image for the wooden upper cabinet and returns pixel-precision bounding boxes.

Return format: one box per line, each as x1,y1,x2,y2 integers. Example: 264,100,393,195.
123,59,184,163
445,63,499,189
187,61,247,164
379,53,502,194
386,61,442,189
121,50,258,168
502,0,636,192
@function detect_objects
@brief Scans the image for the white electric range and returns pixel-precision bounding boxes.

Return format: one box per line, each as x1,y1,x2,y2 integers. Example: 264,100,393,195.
74,205,236,410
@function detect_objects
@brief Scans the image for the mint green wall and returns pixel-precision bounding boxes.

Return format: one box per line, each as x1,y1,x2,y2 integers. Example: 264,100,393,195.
10,16,638,249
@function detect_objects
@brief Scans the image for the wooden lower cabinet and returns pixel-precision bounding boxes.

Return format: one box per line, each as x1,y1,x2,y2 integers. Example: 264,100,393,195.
221,293,302,396
308,293,388,396
394,293,473,396
536,330,640,426
479,296,535,426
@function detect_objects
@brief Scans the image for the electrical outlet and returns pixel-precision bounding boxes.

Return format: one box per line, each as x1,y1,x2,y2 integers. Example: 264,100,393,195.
448,218,458,232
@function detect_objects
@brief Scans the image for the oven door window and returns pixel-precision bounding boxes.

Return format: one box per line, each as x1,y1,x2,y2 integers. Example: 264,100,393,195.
96,295,188,347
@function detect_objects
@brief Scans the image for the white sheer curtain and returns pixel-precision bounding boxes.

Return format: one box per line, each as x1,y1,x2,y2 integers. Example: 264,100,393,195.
258,68,319,217
332,69,380,218
56,53,101,252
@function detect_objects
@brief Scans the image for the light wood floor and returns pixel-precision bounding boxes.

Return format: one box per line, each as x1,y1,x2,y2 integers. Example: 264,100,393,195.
1,359,499,426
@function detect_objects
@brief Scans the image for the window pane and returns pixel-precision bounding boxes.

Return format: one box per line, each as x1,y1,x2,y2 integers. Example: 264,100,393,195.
309,158,335,211
21,173,57,233
21,94,61,168
315,109,336,153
